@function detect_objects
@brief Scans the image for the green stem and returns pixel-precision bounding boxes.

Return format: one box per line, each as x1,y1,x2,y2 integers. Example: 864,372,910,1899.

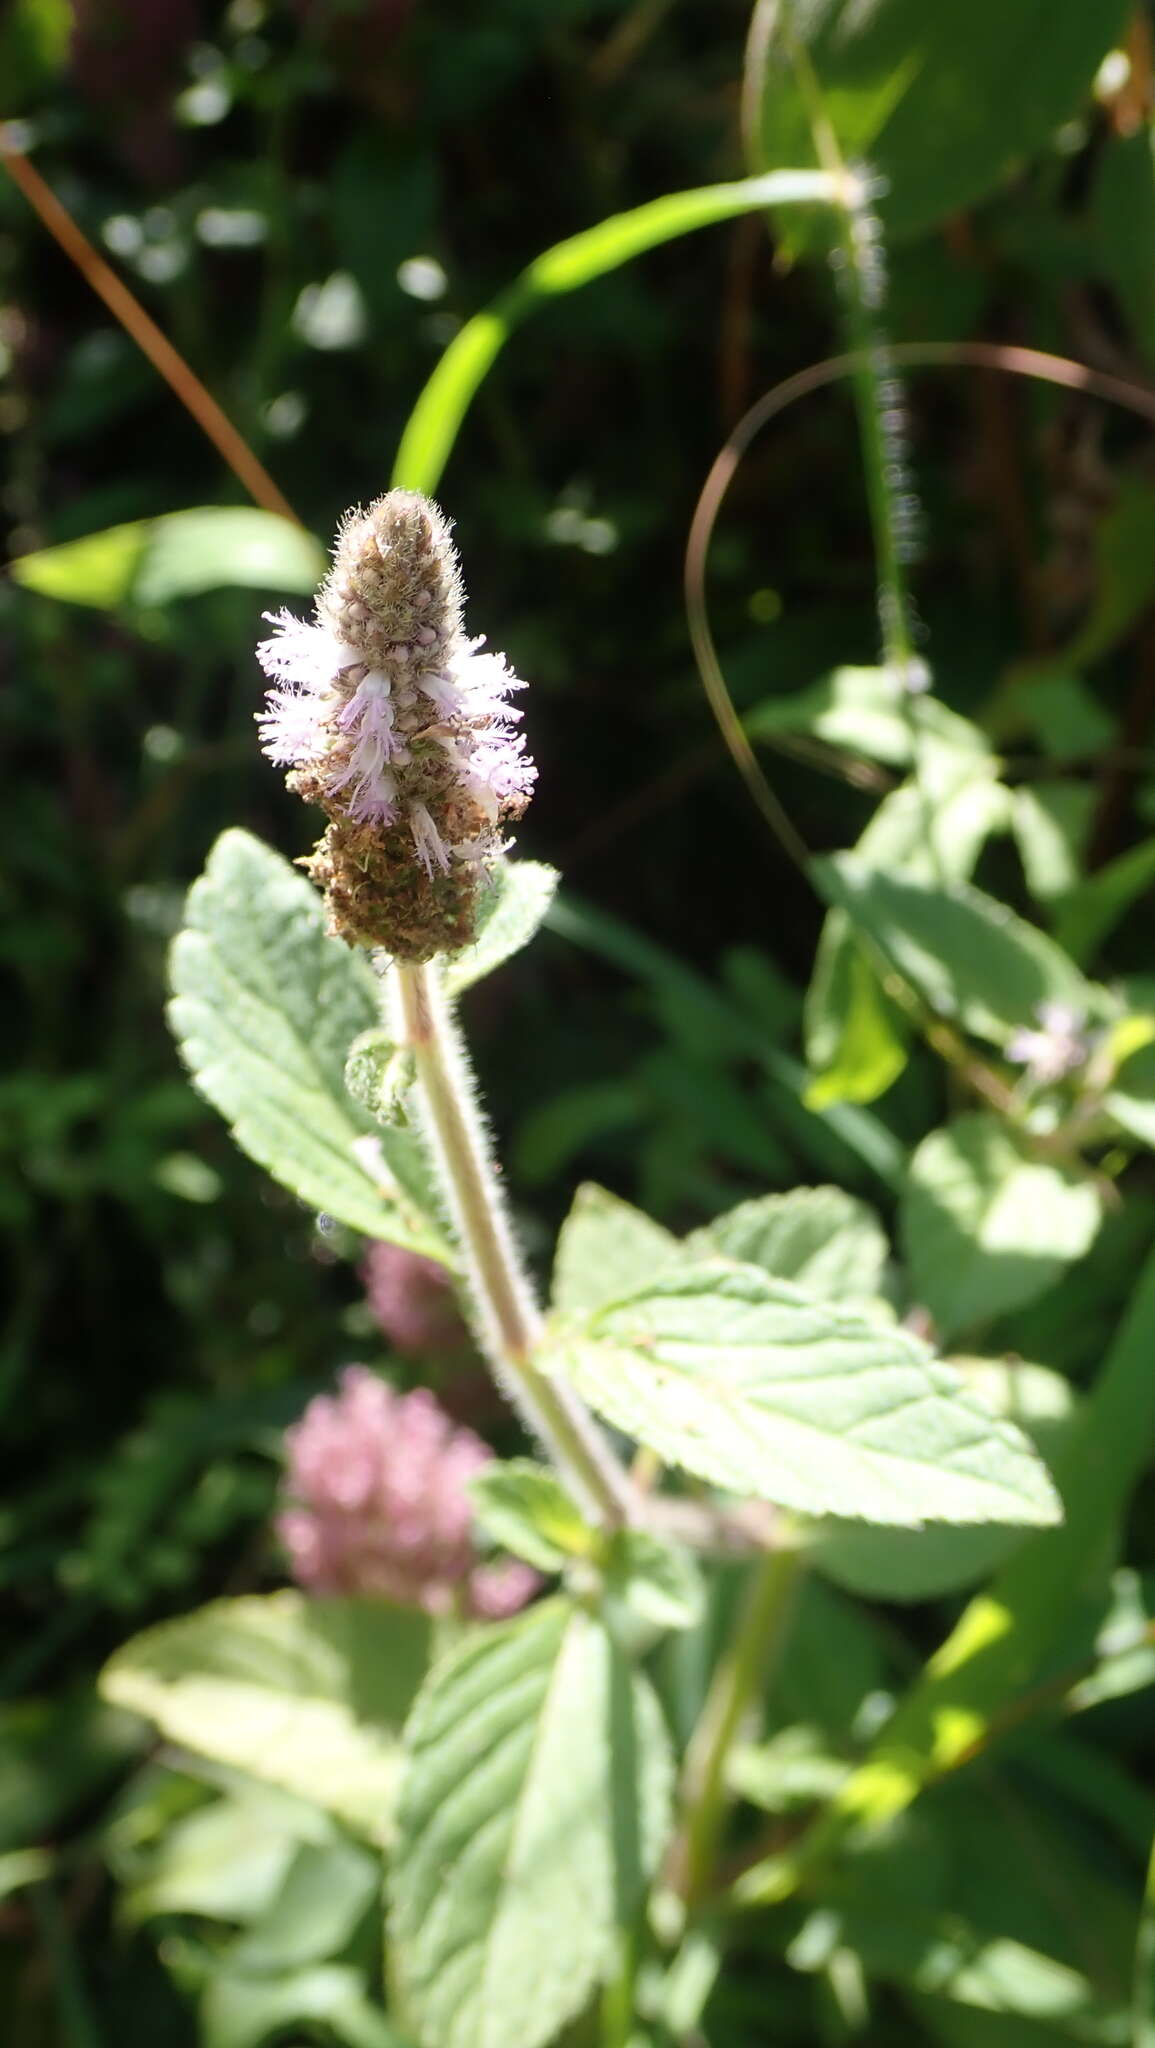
394,960,633,1530
30,1881,102,2048
673,1545,802,1912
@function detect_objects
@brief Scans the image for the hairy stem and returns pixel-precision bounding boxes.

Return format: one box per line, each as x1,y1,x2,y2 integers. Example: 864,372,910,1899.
394,958,633,1529
671,1545,803,1912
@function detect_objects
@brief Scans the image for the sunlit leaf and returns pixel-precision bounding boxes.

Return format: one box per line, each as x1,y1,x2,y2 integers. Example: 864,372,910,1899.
389,1598,673,2048
547,1265,1061,1527
100,1592,430,1844
902,1116,1102,1340
168,830,449,1256
10,507,324,609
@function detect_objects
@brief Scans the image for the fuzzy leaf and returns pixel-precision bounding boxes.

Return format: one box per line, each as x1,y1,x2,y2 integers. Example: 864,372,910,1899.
444,861,559,995
551,1182,682,1318
389,1598,673,2048
546,1267,1061,1528
168,830,448,1256
686,1186,888,1303
100,1592,430,1844
903,1116,1103,1340
809,1360,1078,1602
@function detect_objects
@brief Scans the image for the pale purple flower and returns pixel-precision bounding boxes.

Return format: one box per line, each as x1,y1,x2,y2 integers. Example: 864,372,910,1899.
255,492,536,958
277,1367,539,1618
1006,1002,1090,1087
361,1240,467,1355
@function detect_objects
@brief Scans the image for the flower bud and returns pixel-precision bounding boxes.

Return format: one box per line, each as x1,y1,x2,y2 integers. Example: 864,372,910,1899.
277,1367,538,1618
257,491,535,960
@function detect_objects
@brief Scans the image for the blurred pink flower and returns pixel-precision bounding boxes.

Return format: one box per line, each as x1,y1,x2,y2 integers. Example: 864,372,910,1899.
277,1367,538,1618
361,1240,467,1355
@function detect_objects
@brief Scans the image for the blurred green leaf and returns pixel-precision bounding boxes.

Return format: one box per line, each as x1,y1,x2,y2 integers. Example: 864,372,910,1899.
168,830,449,1256
819,858,1090,1047
805,936,909,1108
1055,838,1155,968
902,1116,1103,1340
548,1264,1061,1526
229,1836,380,1972
1106,1036,1155,1149
0,1688,142,1853
100,1593,431,1844
1094,125,1155,370
10,509,324,609
602,1528,704,1634
203,1963,407,2048
1067,481,1155,670
805,752,1007,1104
745,0,1129,241
389,1598,673,2048
125,1787,303,1927
1011,785,1095,907
748,666,989,767
468,1460,592,1572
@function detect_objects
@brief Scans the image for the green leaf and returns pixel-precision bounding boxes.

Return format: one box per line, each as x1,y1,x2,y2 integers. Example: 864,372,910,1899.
469,1461,593,1572
100,1592,431,1844
686,1185,888,1302
203,1965,407,2048
168,830,448,1256
1106,1037,1155,1148
805,753,1008,1104
805,937,908,1108
389,1598,673,2048
344,1031,415,1128
745,0,1129,242
1094,127,1155,372
903,1116,1103,1340
547,1265,1061,1527
230,1837,381,1972
126,1787,303,1927
809,1360,1078,1602
1067,479,1155,671
1054,837,1155,968
551,1182,682,1319
393,170,842,495
819,857,1089,1047
10,507,324,609
747,666,989,768
444,861,559,995
602,1529,704,1634
1011,784,1094,907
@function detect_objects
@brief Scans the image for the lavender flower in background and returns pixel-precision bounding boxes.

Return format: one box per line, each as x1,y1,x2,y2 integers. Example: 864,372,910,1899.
361,1239,468,1356
277,1366,538,1618
256,490,535,959
1006,1002,1091,1088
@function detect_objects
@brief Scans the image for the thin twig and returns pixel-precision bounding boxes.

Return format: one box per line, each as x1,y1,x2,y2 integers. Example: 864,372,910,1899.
0,129,300,526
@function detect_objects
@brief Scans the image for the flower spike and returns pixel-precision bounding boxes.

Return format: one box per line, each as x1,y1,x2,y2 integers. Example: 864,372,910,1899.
257,490,535,958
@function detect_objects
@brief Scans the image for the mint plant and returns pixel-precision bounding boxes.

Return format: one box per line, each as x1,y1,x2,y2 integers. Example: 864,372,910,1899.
9,4,1155,2043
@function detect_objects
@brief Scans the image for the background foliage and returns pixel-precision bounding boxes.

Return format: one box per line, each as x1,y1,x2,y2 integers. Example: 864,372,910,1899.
8,0,1155,2043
